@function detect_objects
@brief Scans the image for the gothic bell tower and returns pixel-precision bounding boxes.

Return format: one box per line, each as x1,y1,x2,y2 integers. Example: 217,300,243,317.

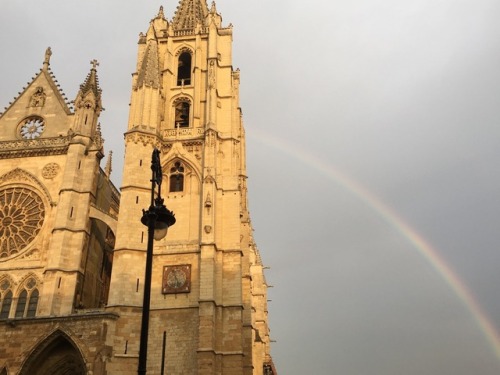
107,1,276,374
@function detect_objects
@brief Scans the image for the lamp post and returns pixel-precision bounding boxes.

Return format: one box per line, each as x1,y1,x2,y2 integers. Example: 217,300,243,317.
138,148,176,375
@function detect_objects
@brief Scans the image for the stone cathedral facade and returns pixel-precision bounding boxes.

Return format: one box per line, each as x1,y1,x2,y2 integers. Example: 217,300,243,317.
0,1,276,374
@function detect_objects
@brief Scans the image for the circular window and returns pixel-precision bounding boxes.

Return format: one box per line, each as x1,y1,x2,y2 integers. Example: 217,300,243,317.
19,117,45,139
0,187,45,258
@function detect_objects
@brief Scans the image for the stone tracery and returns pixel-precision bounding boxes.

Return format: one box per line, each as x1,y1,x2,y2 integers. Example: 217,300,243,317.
0,187,45,258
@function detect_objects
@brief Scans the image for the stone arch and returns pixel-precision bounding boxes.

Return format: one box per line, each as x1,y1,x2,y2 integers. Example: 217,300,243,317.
15,272,41,294
175,46,194,57
164,156,201,196
14,273,41,318
0,168,53,205
172,95,193,128
0,274,16,288
164,144,202,178
89,207,118,236
0,274,15,319
19,330,87,375
176,50,192,86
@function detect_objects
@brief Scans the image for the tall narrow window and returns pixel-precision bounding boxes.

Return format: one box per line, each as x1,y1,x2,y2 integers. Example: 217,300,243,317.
0,290,12,319
15,290,27,318
174,101,190,128
169,162,185,193
26,289,39,317
177,52,192,86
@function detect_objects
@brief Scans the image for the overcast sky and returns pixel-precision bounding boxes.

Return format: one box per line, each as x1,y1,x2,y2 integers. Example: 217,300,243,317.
2,1,500,374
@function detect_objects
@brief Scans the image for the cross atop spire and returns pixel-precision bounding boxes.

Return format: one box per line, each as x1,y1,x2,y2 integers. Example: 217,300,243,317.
78,59,102,101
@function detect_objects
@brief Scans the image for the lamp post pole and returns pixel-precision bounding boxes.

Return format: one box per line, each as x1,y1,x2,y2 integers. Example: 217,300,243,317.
138,148,175,375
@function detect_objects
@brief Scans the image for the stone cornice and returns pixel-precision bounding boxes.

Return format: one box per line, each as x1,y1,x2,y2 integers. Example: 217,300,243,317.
124,128,160,147
0,136,70,158
0,311,120,327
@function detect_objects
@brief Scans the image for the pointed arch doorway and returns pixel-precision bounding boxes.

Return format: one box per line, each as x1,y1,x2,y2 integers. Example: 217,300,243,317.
20,331,87,375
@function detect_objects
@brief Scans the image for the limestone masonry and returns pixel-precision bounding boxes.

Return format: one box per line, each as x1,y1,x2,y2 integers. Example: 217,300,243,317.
0,1,276,374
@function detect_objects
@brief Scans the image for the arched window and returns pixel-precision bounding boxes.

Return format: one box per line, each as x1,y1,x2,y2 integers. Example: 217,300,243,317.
169,162,185,193
15,277,39,318
177,52,192,86
15,290,27,318
0,290,12,319
174,101,190,128
27,289,39,317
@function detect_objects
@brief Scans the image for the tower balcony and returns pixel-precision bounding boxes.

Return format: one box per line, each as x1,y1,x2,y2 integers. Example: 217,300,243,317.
162,127,204,140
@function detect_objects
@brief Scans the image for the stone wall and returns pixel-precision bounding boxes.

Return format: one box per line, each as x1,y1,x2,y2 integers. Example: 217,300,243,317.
0,312,118,374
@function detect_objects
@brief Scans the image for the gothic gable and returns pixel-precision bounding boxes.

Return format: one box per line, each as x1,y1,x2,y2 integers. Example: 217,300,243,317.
0,51,73,143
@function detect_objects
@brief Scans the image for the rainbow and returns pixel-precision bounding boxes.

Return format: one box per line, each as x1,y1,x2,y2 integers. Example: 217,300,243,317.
249,128,500,360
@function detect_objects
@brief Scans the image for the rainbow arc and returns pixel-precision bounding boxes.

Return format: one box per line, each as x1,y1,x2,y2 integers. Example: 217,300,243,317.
250,129,500,360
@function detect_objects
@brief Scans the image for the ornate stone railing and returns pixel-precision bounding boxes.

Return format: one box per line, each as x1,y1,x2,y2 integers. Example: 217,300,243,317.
0,136,70,158
163,128,204,138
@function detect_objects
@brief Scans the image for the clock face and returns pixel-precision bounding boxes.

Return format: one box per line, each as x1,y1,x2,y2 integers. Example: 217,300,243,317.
162,265,191,294
20,117,45,139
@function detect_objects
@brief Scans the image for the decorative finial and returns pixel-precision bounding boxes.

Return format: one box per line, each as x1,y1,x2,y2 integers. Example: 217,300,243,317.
90,59,99,70
157,5,165,19
43,47,52,69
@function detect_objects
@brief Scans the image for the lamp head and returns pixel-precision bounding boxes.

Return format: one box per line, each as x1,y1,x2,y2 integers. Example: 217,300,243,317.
141,200,176,241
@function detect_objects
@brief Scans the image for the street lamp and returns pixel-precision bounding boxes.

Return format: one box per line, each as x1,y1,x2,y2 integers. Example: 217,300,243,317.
138,148,176,375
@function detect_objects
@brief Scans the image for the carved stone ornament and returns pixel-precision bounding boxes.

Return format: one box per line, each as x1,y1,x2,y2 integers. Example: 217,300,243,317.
20,248,41,260
0,136,70,160
125,131,158,147
208,60,216,88
42,163,60,179
0,278,11,291
0,187,45,259
29,87,46,108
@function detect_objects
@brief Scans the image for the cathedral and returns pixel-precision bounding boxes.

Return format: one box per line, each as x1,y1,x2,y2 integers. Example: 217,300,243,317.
0,1,276,374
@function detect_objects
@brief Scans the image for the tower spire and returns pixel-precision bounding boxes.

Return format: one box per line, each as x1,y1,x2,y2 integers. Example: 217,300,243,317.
79,59,102,100
73,60,103,138
172,0,209,30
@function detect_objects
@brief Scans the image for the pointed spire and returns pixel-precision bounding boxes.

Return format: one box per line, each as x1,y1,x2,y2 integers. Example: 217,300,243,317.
79,59,102,101
137,42,160,89
105,150,113,178
156,5,165,20
172,0,209,30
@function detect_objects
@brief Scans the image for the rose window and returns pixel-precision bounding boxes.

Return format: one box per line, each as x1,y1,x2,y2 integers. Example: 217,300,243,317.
19,117,45,139
0,187,45,258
